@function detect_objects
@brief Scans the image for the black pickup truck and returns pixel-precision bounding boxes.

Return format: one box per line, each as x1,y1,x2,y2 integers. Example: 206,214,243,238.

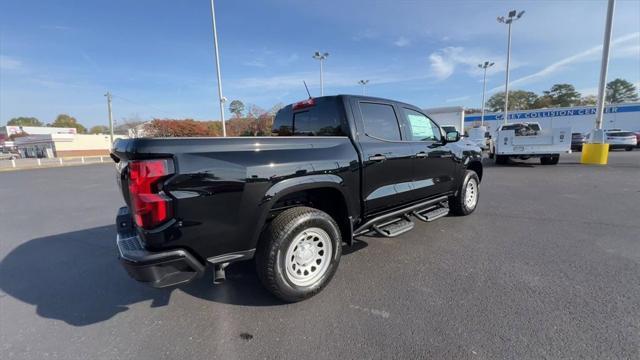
111,95,483,302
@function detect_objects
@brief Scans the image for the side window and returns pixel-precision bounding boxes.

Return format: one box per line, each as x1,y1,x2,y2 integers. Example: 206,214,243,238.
359,103,401,141
403,108,441,142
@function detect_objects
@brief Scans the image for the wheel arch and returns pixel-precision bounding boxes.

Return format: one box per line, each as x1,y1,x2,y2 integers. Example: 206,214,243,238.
251,175,355,249
466,160,483,182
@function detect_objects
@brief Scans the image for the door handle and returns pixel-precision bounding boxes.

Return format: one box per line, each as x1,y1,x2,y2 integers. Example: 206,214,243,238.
415,152,428,158
368,154,386,162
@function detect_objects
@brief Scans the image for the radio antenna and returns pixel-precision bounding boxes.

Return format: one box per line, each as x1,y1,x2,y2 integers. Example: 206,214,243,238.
303,81,312,99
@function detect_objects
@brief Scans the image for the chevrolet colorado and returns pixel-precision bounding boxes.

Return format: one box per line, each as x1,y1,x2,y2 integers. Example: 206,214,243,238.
111,95,483,302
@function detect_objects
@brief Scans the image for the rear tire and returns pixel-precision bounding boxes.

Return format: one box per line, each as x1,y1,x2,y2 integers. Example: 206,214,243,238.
625,147,633,151
449,170,480,216
495,155,507,165
255,206,342,302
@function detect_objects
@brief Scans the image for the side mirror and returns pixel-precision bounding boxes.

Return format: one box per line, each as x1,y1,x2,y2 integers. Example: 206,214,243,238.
445,130,460,143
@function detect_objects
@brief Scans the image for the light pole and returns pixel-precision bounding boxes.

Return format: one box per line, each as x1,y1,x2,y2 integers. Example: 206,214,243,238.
581,0,616,165
358,80,369,95
477,62,494,127
497,10,525,125
104,92,114,144
312,51,329,96
594,0,615,135
209,0,226,137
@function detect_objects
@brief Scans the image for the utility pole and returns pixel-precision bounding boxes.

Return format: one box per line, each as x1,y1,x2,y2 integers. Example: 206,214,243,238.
581,0,615,165
313,51,329,96
209,0,226,136
498,10,525,125
478,62,494,127
104,92,114,144
358,80,369,95
594,0,615,134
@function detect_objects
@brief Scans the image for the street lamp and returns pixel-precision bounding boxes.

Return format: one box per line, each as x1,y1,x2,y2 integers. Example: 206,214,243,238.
312,51,329,96
477,61,495,127
209,0,226,137
497,9,525,125
358,80,369,95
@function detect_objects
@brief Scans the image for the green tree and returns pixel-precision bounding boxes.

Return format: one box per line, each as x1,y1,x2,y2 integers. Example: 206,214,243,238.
542,84,581,107
579,95,597,106
229,100,245,118
532,95,552,109
486,90,539,112
89,125,110,134
7,117,43,126
606,78,639,103
51,114,87,133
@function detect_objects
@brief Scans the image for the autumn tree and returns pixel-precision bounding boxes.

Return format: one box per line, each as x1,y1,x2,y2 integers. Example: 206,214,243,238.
268,102,285,116
7,117,43,126
51,114,87,133
606,78,639,103
144,119,211,137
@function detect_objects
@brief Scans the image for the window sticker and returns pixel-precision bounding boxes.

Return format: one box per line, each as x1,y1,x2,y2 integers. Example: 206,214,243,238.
407,114,434,140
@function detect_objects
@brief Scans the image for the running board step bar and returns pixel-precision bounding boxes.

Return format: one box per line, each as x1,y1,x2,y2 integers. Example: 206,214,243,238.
353,195,449,236
413,206,449,222
371,215,414,238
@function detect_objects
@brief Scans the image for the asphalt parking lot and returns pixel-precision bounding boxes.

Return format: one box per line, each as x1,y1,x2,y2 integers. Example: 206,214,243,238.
1,151,639,359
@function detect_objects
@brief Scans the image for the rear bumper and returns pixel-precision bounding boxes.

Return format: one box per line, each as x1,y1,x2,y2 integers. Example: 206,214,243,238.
116,207,205,288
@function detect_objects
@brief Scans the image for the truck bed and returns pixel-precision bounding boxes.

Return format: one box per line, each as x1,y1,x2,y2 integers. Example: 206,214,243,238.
495,127,571,155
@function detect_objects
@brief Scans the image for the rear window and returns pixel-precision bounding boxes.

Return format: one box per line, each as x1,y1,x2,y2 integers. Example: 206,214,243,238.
608,131,633,136
272,97,345,136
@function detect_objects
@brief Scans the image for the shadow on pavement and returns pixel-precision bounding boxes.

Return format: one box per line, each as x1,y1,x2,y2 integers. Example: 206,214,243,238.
0,225,369,326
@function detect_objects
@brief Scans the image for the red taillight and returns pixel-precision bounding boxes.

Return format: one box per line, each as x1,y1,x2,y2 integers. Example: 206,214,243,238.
292,98,315,111
128,159,174,229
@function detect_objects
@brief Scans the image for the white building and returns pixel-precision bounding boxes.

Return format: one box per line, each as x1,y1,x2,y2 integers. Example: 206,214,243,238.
463,102,640,134
0,125,77,137
423,106,465,132
12,133,127,158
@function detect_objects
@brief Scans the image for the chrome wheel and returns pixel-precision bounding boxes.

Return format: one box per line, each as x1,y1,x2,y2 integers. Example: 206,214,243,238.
284,227,333,287
464,178,478,209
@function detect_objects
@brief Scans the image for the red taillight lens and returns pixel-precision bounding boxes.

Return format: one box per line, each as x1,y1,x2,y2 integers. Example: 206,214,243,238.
292,98,315,111
128,159,173,229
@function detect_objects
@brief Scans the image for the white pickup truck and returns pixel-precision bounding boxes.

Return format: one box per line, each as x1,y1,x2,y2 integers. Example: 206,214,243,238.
489,122,571,165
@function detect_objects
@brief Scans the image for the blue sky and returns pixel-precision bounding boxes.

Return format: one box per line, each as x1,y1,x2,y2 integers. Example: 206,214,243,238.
1,0,639,127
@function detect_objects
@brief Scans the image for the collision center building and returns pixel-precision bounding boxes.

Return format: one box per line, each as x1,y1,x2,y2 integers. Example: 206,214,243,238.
463,102,640,133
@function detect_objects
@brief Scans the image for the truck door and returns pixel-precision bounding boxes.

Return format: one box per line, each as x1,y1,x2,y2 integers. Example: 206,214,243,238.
353,101,417,214
400,107,457,199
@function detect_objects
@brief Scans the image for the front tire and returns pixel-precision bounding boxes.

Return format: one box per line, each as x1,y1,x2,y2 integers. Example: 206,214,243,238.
495,155,508,165
256,206,342,302
449,170,480,216
540,155,559,165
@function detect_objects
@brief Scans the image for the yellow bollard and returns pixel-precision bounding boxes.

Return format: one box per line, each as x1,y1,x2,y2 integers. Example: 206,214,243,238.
581,143,609,165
